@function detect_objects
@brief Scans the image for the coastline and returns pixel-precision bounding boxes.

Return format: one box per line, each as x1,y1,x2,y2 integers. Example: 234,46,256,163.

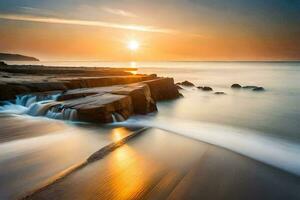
25,128,300,200
0,61,299,199
0,62,181,123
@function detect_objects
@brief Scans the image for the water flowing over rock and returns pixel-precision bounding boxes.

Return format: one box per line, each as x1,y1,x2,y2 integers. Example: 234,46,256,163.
0,78,180,123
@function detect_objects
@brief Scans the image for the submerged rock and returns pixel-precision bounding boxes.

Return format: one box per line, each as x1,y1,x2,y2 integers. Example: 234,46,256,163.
214,92,226,95
231,84,242,88
231,83,265,92
242,86,258,89
242,85,265,91
253,87,265,91
177,81,195,87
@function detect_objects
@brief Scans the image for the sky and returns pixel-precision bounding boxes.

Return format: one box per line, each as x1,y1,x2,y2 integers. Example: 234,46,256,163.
0,0,299,61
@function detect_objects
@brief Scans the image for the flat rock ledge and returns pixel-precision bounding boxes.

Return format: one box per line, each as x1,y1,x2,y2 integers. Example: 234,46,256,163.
0,63,180,123
54,78,180,123
3,78,180,123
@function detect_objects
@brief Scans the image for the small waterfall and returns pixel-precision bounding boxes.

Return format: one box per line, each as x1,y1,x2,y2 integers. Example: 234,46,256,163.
44,106,78,121
111,112,125,122
111,113,117,122
0,93,77,121
27,100,59,116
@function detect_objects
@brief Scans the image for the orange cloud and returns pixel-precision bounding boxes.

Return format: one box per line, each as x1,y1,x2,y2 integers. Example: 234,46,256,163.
0,14,174,34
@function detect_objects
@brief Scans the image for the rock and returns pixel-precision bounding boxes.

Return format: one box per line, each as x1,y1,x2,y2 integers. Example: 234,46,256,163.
176,85,183,90
144,78,181,101
214,92,226,95
231,84,242,88
0,61,7,66
2,75,10,78
253,87,265,91
242,86,258,89
0,63,181,123
198,86,213,91
0,75,156,101
112,84,157,114
202,86,213,91
149,74,157,78
13,77,179,123
242,85,265,91
177,81,195,87
63,93,133,123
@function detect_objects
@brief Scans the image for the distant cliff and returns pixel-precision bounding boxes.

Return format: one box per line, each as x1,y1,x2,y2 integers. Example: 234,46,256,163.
0,53,39,61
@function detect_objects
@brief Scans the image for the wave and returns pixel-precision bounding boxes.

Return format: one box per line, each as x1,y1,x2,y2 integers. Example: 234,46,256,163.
114,116,300,176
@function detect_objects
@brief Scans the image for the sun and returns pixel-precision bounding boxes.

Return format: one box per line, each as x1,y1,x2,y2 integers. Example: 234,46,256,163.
127,40,139,51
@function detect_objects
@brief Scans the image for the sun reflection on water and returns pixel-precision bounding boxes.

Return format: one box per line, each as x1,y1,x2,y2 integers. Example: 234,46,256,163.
107,145,146,199
111,127,130,142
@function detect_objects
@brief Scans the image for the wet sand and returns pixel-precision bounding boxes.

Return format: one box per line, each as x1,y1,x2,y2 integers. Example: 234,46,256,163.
28,128,300,200
0,115,134,199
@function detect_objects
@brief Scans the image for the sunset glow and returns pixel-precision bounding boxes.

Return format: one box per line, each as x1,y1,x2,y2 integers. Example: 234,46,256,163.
127,40,139,51
0,1,299,60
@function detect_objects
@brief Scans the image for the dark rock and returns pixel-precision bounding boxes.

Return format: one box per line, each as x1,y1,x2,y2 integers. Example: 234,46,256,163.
214,92,226,95
176,85,183,90
242,86,258,89
144,78,181,101
2,75,10,78
197,86,204,89
231,84,242,88
202,86,213,91
253,87,265,91
0,61,7,66
242,85,265,91
177,81,195,87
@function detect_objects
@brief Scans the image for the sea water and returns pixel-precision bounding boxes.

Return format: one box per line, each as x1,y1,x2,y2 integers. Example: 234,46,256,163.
3,61,300,175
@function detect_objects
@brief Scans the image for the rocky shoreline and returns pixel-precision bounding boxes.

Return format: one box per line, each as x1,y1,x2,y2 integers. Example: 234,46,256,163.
0,62,181,123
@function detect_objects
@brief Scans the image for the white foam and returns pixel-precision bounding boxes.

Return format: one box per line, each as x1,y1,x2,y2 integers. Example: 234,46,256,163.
0,94,77,121
116,117,300,176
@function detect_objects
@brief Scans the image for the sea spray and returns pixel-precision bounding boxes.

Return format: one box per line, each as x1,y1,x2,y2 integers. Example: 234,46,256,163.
115,116,300,176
